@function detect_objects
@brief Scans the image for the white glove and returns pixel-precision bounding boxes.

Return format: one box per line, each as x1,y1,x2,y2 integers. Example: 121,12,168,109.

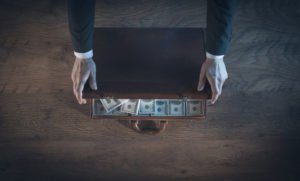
197,58,228,104
71,57,97,104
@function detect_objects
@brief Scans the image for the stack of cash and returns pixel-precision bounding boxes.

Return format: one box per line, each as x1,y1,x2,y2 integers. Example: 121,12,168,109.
185,99,204,116
100,99,129,112
112,106,127,116
138,99,155,115
93,99,112,115
153,99,169,116
93,98,204,117
121,99,140,115
168,99,185,116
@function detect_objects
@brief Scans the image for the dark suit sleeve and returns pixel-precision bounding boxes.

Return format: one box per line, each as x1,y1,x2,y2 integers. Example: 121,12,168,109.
68,0,96,53
206,0,237,56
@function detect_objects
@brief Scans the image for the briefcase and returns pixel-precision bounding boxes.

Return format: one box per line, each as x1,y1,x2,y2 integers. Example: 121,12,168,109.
83,28,211,133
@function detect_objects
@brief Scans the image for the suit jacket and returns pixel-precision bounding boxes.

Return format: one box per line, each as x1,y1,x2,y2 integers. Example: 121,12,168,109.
68,0,236,56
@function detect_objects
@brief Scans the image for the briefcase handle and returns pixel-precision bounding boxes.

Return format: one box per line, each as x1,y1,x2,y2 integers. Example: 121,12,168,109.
129,120,168,134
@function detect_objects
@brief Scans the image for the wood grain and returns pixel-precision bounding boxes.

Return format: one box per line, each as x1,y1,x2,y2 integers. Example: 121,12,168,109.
0,0,300,180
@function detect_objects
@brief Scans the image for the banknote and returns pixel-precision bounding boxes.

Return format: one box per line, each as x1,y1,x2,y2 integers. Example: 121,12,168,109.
138,99,155,115
93,99,112,115
100,98,129,112
186,99,204,116
169,99,185,116
153,99,169,116
112,106,127,116
121,99,140,115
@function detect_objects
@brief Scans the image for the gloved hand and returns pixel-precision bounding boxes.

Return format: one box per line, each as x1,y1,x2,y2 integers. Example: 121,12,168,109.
197,58,228,104
71,57,97,104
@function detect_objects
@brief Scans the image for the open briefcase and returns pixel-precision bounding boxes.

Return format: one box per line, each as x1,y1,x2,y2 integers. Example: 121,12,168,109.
83,27,211,133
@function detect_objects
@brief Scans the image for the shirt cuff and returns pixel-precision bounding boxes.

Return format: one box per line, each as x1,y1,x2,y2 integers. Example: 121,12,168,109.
206,52,224,60
74,50,93,59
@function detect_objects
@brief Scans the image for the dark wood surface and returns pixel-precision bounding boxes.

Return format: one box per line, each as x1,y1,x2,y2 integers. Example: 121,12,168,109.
0,0,300,180
83,28,210,99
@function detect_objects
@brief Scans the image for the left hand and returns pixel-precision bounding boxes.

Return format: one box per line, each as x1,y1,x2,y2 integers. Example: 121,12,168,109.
71,57,97,104
197,58,228,104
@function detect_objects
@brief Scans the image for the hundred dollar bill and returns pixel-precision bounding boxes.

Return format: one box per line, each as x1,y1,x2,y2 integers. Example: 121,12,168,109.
138,99,155,115
186,99,204,116
112,106,127,116
93,99,112,115
169,99,185,116
153,99,169,116
100,98,129,112
121,99,140,115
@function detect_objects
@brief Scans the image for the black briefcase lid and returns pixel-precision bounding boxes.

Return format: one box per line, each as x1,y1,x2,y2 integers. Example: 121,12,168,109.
83,27,211,99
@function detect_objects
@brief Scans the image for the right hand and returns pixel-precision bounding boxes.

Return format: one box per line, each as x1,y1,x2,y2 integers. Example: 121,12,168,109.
197,58,228,104
71,57,97,104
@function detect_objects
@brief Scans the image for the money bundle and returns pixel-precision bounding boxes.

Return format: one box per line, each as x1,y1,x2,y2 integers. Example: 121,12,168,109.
153,99,169,116
100,99,129,112
93,99,112,115
186,99,204,116
112,106,127,116
168,99,185,116
120,99,140,115
138,99,155,115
